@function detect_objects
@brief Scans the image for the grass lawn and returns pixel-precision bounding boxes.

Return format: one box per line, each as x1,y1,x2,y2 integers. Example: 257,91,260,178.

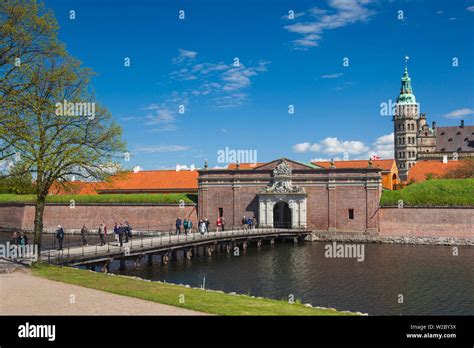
31,264,354,316
0,193,197,204
381,178,474,207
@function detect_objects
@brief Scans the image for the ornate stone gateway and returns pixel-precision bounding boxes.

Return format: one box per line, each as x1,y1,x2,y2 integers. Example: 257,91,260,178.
258,160,307,229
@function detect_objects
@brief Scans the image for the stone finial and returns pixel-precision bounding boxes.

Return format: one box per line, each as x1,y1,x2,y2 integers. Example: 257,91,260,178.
368,158,373,167
330,159,335,168
204,159,208,170
236,161,240,170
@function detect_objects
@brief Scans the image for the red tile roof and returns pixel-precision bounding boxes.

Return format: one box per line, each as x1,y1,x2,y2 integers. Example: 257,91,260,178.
102,170,198,192
312,159,396,171
407,160,463,183
50,170,198,195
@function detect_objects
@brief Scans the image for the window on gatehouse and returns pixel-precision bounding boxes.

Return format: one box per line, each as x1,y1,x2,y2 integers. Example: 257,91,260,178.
348,209,354,220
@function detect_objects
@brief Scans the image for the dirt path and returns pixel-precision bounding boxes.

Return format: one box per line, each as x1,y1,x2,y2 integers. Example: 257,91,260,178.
0,270,206,315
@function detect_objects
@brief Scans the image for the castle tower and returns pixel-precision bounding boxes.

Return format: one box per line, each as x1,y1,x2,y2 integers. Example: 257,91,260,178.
393,66,419,181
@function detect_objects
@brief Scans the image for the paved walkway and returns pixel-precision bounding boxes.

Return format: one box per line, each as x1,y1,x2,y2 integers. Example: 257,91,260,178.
0,270,206,315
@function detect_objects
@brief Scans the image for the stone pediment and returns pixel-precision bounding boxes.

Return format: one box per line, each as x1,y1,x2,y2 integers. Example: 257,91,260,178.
259,159,306,195
253,158,314,171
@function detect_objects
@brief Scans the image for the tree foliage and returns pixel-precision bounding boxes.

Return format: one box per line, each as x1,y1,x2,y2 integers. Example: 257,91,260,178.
0,1,126,257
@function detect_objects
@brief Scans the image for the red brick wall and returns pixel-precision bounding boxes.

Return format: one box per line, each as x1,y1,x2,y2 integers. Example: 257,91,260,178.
379,207,474,238
0,205,27,229
198,167,384,232
335,186,368,232
306,186,329,230
0,204,197,232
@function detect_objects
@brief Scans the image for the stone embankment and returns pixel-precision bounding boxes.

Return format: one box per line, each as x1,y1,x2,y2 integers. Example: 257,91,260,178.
307,232,474,246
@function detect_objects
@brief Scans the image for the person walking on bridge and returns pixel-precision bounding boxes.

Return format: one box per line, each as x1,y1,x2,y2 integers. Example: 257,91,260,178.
221,216,226,232
183,219,189,235
188,220,193,234
98,222,107,246
242,216,247,230
123,221,132,242
10,232,18,246
114,222,123,247
80,225,88,246
199,219,205,234
56,225,65,251
18,232,28,246
175,217,182,235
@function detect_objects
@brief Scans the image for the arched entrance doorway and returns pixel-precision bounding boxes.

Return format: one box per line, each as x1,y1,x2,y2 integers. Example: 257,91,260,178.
273,201,292,228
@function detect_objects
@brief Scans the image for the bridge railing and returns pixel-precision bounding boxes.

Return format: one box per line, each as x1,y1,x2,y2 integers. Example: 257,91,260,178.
43,226,309,264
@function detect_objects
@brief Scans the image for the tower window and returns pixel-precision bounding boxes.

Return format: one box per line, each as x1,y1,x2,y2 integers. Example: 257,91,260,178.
465,137,469,142
456,131,461,135
457,147,462,152
441,132,445,136
440,148,446,152
348,209,354,220
448,138,453,142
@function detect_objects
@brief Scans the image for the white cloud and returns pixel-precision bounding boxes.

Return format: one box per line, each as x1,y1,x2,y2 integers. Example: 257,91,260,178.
145,106,175,125
172,49,198,64
292,133,394,160
320,73,343,79
368,133,394,159
467,6,474,12
284,0,375,49
373,133,394,145
212,93,248,109
437,10,444,14
292,142,321,153
442,108,473,119
169,50,269,109
320,137,367,155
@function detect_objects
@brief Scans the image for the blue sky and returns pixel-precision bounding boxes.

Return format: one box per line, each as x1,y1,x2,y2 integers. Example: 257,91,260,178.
44,0,474,169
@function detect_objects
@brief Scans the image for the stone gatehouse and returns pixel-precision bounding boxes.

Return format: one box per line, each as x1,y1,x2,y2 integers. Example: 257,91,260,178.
198,158,382,233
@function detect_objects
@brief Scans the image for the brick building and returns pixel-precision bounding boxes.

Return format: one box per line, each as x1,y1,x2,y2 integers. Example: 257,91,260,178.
312,159,398,190
393,67,474,181
198,158,382,233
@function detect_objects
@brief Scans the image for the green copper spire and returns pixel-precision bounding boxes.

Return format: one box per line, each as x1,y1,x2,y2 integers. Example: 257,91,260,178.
396,67,416,105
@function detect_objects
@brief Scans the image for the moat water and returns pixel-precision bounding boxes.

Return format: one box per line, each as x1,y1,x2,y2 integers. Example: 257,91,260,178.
109,241,473,315
1,231,472,315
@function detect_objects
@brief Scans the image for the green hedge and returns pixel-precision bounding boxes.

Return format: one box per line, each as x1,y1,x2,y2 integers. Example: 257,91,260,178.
0,193,197,204
381,178,474,207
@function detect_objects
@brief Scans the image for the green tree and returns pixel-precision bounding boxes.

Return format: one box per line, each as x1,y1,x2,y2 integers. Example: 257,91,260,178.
0,1,126,259
0,163,35,194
